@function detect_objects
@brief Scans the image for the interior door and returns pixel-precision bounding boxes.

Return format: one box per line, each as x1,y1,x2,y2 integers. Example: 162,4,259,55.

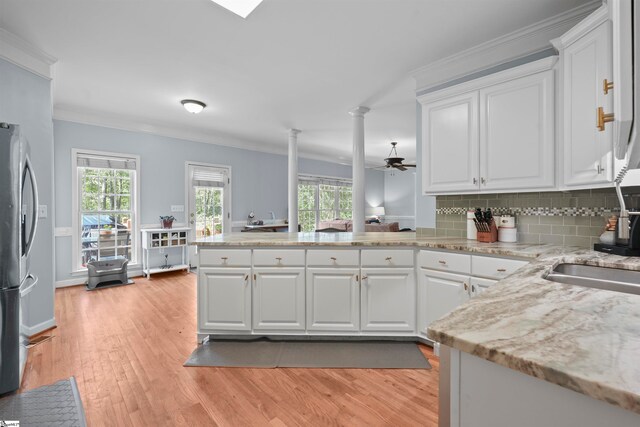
187,163,231,267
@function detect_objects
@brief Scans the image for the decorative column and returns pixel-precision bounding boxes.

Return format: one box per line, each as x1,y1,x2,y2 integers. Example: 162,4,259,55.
288,129,301,233
349,106,370,233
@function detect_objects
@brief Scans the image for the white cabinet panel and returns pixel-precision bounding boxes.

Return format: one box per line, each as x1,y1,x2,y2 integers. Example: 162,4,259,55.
470,277,497,297
419,250,471,274
361,268,415,332
199,249,251,267
307,250,359,267
422,92,480,194
479,70,555,191
471,255,528,280
561,20,613,186
198,267,251,332
306,268,359,332
422,269,470,331
253,250,305,267
361,249,414,267
253,268,305,331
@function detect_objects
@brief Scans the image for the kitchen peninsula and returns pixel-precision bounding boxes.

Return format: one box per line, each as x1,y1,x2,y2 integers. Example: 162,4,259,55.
194,232,640,426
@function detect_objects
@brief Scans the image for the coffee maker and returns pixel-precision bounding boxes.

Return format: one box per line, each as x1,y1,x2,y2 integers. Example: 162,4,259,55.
595,189,640,256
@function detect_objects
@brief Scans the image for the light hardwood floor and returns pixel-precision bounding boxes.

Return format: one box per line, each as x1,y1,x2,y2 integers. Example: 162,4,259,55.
21,271,439,426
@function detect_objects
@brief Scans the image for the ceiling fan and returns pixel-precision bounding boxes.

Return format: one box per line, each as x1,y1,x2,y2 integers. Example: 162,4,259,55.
377,142,416,171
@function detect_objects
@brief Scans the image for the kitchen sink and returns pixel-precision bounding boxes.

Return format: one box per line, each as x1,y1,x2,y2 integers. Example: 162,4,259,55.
545,264,640,296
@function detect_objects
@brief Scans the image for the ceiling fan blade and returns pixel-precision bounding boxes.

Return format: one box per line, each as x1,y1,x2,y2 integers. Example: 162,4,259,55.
403,164,416,168
395,165,408,171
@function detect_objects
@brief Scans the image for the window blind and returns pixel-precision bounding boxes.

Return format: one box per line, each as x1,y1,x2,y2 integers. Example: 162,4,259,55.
76,154,137,170
298,174,352,187
192,167,227,188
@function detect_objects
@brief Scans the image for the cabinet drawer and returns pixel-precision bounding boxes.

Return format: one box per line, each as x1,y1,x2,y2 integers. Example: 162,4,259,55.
307,250,359,267
199,249,251,267
253,250,305,267
361,250,414,267
419,250,471,274
471,255,528,280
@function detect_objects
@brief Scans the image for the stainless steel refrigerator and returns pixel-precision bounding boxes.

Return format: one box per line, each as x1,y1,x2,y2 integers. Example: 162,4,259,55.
0,123,39,395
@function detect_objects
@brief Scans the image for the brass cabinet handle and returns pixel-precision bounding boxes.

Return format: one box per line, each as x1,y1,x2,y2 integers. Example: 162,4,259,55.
330,257,337,261
603,79,614,95
221,256,228,261
472,285,476,293
385,256,392,261
275,257,283,261
473,178,478,185
361,275,368,280
596,164,605,175
355,275,359,282
244,274,249,281
497,268,507,272
464,282,468,291
438,260,447,265
597,106,614,131
253,273,256,281
481,177,486,185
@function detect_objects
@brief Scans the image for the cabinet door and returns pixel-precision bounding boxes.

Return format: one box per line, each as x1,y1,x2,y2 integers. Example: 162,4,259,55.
307,268,360,332
563,21,613,186
422,269,470,333
422,92,480,194
198,267,251,332
253,268,305,331
361,268,416,332
479,70,555,191
470,277,497,298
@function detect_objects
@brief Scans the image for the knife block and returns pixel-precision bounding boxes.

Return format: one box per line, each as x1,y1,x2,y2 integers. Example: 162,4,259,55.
477,219,498,243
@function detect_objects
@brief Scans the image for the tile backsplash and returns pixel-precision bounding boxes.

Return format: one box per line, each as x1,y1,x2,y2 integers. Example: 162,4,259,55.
416,189,620,248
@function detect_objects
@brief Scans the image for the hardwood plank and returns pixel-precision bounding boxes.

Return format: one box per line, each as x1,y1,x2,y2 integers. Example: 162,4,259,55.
21,271,439,426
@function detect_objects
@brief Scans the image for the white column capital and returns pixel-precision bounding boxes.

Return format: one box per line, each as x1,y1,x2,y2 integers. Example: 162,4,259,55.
349,106,370,118
288,128,302,137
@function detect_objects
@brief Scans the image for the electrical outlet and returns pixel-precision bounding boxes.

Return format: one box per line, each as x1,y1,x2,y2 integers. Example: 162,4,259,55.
171,205,184,212
38,205,47,219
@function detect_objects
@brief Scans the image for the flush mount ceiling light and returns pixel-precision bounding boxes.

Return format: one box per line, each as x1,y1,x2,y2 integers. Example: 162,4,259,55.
209,0,264,19
181,99,206,114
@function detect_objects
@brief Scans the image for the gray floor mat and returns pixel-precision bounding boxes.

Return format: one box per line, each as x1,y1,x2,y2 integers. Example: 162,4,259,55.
185,339,431,369
0,377,87,426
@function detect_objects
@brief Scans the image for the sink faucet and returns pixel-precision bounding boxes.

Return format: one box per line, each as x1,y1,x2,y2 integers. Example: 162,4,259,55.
269,211,275,220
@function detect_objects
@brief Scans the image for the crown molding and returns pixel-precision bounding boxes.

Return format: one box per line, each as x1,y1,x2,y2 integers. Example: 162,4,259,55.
0,27,57,79
411,0,601,92
551,4,609,49
53,106,383,169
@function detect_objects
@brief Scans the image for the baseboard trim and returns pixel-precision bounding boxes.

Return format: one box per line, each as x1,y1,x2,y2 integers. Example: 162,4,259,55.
29,325,57,340
22,318,56,337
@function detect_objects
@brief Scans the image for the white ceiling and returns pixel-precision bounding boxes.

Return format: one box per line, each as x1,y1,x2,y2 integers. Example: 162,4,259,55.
0,0,590,166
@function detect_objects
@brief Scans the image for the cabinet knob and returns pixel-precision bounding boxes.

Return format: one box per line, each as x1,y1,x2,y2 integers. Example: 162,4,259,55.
473,178,478,185
464,282,468,291
471,285,476,293
221,257,228,261
481,177,486,185
603,79,614,95
596,164,605,175
497,268,507,272
438,260,447,265
361,275,368,281
597,106,614,131
330,257,337,261
385,256,392,261
275,257,283,261
355,275,359,281
244,274,249,281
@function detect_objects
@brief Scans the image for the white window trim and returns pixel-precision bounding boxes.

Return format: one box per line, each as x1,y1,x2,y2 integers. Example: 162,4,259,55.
71,148,141,273
184,161,232,235
298,174,352,229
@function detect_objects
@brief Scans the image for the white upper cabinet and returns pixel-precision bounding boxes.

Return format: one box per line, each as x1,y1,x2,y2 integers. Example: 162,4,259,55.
479,70,555,191
419,57,557,195
422,92,480,193
555,12,614,187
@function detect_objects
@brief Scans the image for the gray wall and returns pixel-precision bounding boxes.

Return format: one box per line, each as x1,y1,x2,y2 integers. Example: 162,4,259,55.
53,120,385,282
0,58,55,333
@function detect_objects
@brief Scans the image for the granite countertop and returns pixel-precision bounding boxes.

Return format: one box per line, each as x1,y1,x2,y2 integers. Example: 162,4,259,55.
194,232,640,413
427,248,640,415
194,232,557,258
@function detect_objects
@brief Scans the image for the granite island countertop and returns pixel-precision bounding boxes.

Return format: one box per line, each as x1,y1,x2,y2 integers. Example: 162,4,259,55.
194,232,640,414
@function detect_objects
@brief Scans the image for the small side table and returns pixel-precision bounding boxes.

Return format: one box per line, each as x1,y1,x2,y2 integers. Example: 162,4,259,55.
141,227,190,278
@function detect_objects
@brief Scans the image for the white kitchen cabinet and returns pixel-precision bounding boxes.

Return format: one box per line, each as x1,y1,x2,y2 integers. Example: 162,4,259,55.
198,267,251,332
421,91,480,193
422,269,470,332
554,8,614,187
479,70,555,191
253,267,305,331
470,277,497,297
306,268,360,332
361,268,416,332
419,57,557,195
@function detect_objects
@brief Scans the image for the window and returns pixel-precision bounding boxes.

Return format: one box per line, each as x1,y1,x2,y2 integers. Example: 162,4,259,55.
73,150,139,270
298,175,352,231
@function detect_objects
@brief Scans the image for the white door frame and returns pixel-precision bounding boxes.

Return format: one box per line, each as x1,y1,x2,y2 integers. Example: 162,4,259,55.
185,161,232,238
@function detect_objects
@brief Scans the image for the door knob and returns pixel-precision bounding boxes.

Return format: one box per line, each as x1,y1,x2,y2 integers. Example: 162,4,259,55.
597,106,614,131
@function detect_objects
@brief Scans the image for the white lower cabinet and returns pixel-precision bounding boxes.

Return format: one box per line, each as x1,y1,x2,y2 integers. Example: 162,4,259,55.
198,267,251,332
306,268,359,332
253,267,305,331
361,268,416,332
421,269,470,333
470,277,497,297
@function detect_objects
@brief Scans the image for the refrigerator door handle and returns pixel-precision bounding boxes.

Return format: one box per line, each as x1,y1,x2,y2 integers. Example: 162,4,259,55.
20,273,38,297
23,154,39,258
